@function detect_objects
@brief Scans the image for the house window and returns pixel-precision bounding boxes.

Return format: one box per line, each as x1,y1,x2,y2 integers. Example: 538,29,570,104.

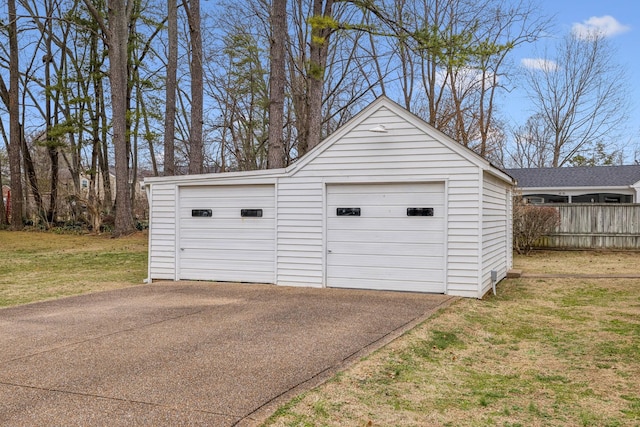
572,193,633,203
525,197,544,205
81,179,88,189
525,194,568,203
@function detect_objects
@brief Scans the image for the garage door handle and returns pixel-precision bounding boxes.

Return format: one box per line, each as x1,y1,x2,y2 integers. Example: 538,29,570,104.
327,250,332,253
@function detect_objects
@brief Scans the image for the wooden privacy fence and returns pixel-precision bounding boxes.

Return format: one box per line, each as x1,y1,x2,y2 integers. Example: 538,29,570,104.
535,204,640,249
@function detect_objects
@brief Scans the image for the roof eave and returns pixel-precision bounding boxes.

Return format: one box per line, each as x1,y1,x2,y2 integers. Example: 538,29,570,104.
143,168,288,185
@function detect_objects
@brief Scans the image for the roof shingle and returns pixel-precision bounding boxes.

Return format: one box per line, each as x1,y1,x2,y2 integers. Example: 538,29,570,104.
505,165,640,188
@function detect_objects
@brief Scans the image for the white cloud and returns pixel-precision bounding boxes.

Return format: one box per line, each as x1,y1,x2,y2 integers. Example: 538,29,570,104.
521,58,558,72
572,15,630,39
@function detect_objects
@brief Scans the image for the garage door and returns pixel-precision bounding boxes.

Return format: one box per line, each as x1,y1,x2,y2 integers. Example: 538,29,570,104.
327,182,445,293
178,185,275,283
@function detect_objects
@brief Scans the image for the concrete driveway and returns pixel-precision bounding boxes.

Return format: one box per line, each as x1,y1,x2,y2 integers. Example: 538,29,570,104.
0,282,455,426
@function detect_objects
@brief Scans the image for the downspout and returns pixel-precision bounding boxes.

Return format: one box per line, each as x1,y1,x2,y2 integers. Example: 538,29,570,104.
491,270,498,296
143,182,152,284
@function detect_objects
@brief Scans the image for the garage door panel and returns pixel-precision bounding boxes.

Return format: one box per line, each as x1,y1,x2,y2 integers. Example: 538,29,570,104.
179,202,274,213
180,223,275,233
178,185,275,283
179,248,274,262
180,258,273,273
180,185,274,198
180,228,274,240
328,183,442,195
327,241,443,256
327,277,444,293
327,193,445,207
328,265,444,281
179,208,275,219
327,182,445,293
329,253,444,270
328,219,445,232
180,239,274,252
329,229,445,244
180,269,272,283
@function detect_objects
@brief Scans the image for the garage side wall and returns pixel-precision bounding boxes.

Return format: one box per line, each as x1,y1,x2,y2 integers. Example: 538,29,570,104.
148,183,177,279
481,172,511,296
279,105,483,297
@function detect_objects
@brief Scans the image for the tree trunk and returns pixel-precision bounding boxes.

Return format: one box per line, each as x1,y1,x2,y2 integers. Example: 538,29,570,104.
184,0,204,174
267,0,287,169
0,146,6,225
98,76,113,210
44,2,58,224
88,28,102,229
163,0,177,176
21,131,45,223
305,0,333,154
111,2,135,235
8,0,23,230
85,0,136,235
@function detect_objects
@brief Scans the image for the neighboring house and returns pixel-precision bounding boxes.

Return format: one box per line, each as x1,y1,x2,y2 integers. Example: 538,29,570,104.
144,96,514,298
506,165,640,204
77,171,116,202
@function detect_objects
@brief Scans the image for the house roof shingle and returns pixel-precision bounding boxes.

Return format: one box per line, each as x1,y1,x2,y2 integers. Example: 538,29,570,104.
505,165,640,188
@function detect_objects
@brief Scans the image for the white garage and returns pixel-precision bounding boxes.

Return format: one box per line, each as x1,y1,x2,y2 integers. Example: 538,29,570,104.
145,96,514,298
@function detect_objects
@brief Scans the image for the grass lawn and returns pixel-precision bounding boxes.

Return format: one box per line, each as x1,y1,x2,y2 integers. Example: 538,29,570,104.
1,232,638,425
264,251,640,427
0,230,148,307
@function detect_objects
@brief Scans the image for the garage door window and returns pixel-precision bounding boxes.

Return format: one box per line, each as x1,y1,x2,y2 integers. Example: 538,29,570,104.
407,207,434,216
336,207,361,216
192,209,212,217
241,209,263,217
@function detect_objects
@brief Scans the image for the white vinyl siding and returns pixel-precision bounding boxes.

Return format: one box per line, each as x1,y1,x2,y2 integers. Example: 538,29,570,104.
148,183,177,279
326,183,445,293
481,172,510,296
177,185,275,283
276,178,324,287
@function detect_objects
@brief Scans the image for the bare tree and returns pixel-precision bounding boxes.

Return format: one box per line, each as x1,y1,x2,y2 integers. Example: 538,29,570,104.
304,0,334,154
0,147,6,225
508,113,554,168
183,0,204,174
267,0,287,169
163,0,178,176
83,0,136,236
7,0,23,229
523,32,629,167
470,0,548,157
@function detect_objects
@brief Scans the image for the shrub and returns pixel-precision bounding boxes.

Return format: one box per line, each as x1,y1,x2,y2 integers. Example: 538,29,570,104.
513,199,560,255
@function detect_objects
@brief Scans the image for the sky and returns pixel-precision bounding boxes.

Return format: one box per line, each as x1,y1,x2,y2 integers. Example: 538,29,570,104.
505,0,640,163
